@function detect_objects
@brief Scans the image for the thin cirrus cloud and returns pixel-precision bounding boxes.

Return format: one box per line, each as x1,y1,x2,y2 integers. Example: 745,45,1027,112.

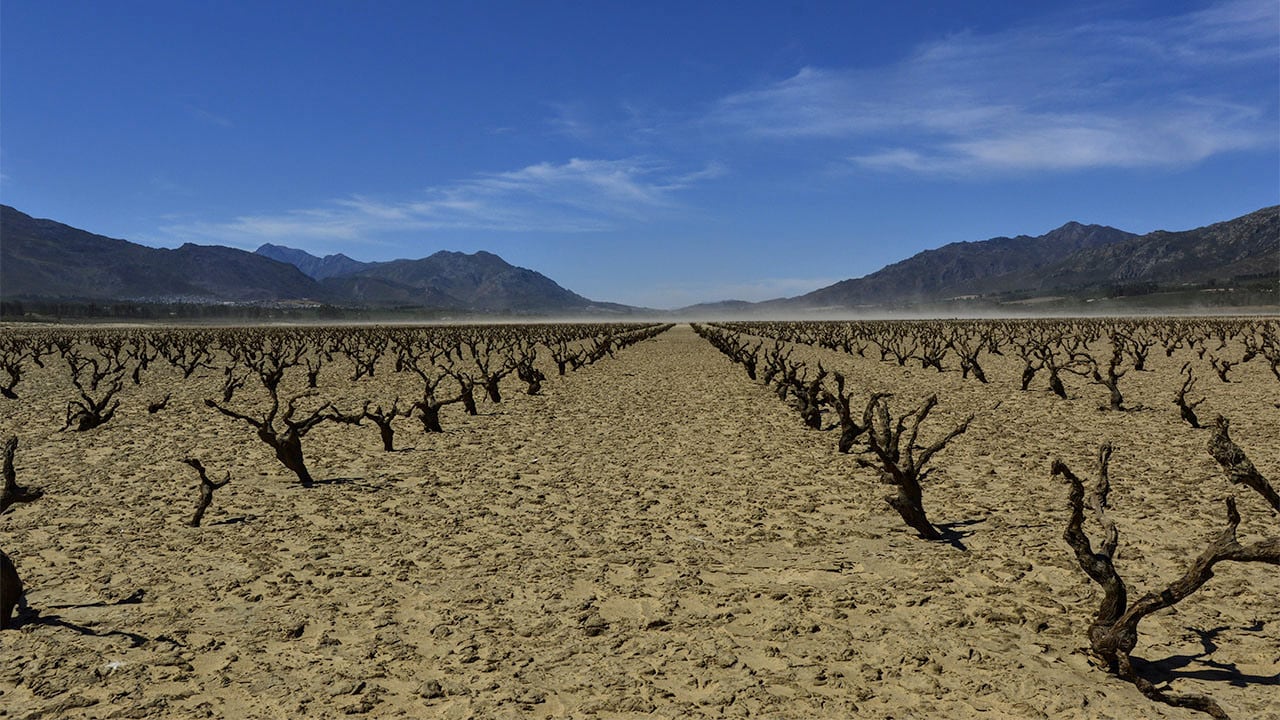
162,157,723,250
183,103,233,129
710,0,1277,175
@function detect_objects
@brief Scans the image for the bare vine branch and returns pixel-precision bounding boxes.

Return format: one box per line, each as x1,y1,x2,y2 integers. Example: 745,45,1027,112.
1054,437,1279,719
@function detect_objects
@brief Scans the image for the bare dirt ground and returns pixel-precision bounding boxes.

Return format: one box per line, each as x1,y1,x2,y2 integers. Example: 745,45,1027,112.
1,324,1277,719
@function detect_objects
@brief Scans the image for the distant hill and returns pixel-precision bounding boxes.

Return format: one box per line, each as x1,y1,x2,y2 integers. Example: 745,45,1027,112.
256,243,370,280
258,243,631,314
0,205,630,315
4,202,1273,318
790,221,1137,309
1021,206,1279,293
693,206,1277,314
0,205,320,303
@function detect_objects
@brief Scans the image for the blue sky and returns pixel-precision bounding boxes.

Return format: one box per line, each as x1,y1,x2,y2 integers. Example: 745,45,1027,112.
2,0,1277,308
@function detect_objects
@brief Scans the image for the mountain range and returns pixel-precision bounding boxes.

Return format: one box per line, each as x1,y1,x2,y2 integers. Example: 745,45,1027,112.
255,243,368,281
0,206,318,304
0,203,1275,316
0,205,628,315
688,205,1277,314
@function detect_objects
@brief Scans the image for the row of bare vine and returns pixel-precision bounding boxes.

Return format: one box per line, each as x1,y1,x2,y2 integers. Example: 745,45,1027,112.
693,318,1277,719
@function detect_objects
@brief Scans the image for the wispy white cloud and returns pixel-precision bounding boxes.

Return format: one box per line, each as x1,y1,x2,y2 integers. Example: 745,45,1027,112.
711,0,1277,175
183,104,233,128
160,157,720,249
545,102,598,142
148,173,195,197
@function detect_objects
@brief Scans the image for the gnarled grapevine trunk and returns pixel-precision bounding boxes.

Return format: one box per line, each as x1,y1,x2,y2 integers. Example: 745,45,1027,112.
182,458,230,527
857,394,972,542
885,479,941,541
1053,437,1279,719
268,429,314,487
1,436,42,514
0,549,21,630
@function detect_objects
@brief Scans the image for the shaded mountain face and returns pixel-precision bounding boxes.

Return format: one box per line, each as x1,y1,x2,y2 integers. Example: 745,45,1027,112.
792,221,1138,308
0,206,617,314
6,202,1273,315
1027,206,1279,292
769,206,1278,311
0,205,322,302
255,243,370,280
340,251,598,313
256,242,603,313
